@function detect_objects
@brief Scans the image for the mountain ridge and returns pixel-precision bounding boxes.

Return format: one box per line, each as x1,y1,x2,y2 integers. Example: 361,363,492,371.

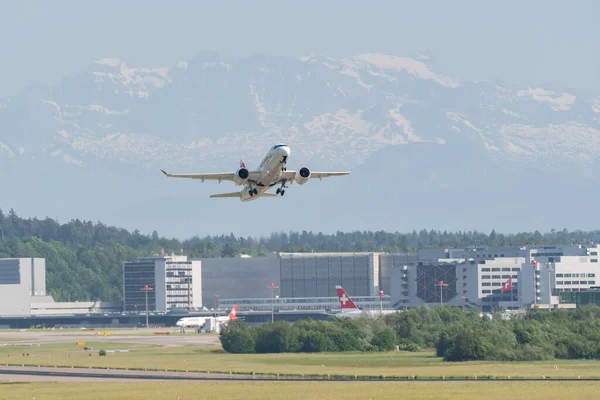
1,51,599,238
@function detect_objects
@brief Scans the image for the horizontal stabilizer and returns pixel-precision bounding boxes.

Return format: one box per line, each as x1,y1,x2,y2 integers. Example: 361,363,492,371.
209,192,241,198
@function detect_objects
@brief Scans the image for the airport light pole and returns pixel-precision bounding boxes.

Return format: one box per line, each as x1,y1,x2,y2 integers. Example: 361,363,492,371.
213,294,219,312
438,280,448,307
269,283,278,323
379,290,384,314
140,285,153,328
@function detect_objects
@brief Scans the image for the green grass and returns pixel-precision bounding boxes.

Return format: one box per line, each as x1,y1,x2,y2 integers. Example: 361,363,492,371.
2,381,600,400
2,342,600,379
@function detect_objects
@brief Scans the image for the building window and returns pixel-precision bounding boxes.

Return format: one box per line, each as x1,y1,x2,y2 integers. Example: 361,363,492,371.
492,275,501,279
492,282,501,286
588,273,596,278
482,290,491,294
502,268,511,272
482,282,491,286
512,268,520,271
492,268,501,272
481,268,490,272
502,275,511,279
482,275,491,279
592,259,598,263
556,274,564,278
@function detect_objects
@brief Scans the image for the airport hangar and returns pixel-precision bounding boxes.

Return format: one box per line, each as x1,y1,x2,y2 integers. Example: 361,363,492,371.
1,244,599,327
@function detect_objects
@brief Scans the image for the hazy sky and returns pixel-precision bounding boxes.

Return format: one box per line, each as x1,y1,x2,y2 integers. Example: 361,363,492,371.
0,0,598,97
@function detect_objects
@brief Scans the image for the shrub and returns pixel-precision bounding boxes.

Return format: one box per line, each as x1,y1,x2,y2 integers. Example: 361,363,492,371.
371,328,396,351
219,320,256,354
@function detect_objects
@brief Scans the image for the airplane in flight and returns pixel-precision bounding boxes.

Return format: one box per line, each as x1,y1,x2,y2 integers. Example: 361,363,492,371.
160,144,352,201
175,304,237,328
333,286,398,319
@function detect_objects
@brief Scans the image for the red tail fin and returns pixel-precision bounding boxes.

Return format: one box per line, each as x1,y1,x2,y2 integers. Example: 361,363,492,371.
240,160,246,168
335,286,358,309
228,304,237,320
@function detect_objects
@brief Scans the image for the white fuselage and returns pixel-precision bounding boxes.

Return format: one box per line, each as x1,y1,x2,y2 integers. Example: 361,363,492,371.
175,316,230,328
240,145,290,202
334,309,399,319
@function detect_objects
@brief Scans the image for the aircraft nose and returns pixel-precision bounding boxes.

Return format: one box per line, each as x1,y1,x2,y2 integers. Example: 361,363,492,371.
280,146,291,157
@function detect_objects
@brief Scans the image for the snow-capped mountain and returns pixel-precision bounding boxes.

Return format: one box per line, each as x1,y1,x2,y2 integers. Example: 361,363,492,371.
2,51,599,169
1,51,599,237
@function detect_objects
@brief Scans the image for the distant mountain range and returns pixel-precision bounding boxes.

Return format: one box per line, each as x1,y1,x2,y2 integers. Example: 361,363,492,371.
1,51,599,238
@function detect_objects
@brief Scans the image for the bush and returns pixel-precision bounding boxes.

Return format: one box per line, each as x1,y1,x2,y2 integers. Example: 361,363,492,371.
299,330,334,353
219,320,256,354
215,305,600,362
441,327,492,362
255,322,298,353
98,349,107,356
371,328,396,351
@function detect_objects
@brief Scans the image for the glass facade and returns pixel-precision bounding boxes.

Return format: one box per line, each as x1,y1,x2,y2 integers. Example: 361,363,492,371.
416,263,457,303
280,254,373,298
123,260,156,312
560,290,600,306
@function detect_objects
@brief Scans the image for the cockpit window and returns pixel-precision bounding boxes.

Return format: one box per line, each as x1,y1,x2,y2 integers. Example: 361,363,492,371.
273,144,287,149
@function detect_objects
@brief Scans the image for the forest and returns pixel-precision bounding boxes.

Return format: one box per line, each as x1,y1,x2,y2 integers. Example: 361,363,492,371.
220,306,600,361
1,207,600,301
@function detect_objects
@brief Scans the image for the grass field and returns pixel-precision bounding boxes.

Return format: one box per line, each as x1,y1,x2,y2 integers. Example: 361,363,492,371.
2,341,600,379
2,381,600,400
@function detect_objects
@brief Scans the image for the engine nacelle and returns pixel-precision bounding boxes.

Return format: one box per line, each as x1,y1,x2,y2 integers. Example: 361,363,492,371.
233,168,249,185
294,167,311,185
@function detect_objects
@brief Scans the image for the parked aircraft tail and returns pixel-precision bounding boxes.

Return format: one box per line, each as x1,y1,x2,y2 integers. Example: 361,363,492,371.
228,304,237,320
335,285,359,309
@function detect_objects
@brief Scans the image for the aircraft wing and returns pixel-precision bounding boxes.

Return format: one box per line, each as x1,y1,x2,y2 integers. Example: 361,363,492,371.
281,170,353,182
161,170,260,182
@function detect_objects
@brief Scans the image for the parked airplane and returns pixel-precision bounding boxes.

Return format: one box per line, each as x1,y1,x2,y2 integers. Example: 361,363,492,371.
334,286,398,318
175,304,237,328
160,144,352,201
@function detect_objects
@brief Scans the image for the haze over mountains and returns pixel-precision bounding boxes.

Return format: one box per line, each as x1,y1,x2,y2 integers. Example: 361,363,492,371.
1,51,599,238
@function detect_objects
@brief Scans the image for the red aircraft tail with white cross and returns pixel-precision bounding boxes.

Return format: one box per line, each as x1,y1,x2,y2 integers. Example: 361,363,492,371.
228,304,237,320
335,285,359,309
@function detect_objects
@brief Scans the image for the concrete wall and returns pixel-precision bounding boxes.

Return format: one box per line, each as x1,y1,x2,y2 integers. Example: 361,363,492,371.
191,260,202,308
198,253,280,306
31,258,46,296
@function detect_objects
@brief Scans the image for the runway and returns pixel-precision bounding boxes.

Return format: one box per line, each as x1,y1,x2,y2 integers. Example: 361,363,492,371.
2,365,600,383
0,365,275,382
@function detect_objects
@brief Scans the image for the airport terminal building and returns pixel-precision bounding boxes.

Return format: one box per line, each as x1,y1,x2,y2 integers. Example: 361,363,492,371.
3,243,600,320
200,244,600,312
122,251,202,313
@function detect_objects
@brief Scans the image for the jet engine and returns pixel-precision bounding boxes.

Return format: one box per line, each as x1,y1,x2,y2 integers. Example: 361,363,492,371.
294,167,311,185
233,168,249,185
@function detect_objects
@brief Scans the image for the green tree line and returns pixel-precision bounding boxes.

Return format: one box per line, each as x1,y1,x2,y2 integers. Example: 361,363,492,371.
220,306,600,361
1,207,600,301
219,318,396,354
